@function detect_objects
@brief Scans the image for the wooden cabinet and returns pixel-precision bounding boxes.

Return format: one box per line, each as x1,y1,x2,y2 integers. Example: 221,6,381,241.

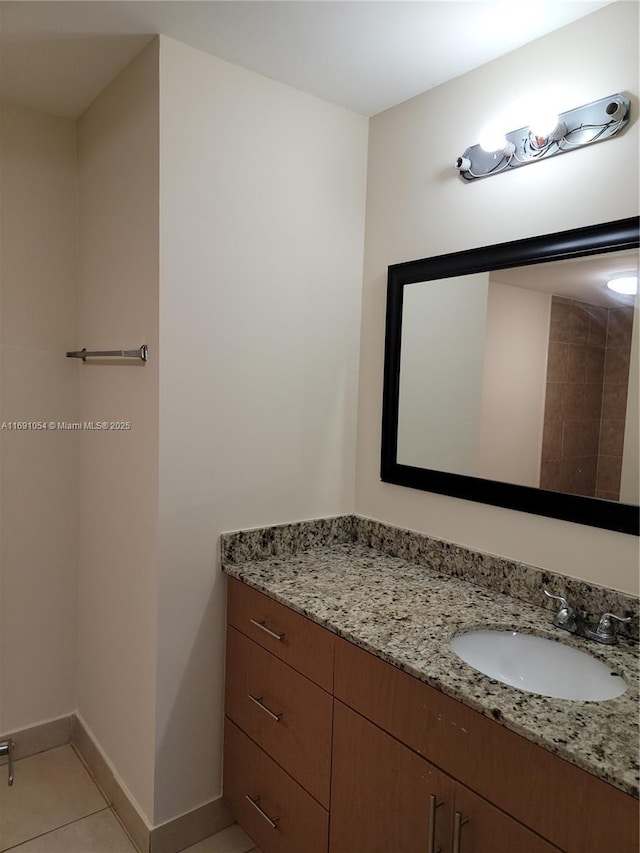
451,783,559,853
224,579,639,853
333,636,639,853
330,701,559,853
330,699,455,853
224,718,328,853
225,625,332,807
227,576,334,691
223,578,335,853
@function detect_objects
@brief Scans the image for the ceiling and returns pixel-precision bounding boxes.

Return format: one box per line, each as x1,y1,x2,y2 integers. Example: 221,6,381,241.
0,1,611,118
492,249,639,308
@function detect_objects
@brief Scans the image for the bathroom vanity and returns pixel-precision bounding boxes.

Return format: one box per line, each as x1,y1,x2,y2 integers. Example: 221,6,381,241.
221,518,639,853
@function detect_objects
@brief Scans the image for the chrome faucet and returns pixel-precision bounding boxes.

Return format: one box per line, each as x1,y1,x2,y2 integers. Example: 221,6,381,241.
543,591,578,633
544,590,632,645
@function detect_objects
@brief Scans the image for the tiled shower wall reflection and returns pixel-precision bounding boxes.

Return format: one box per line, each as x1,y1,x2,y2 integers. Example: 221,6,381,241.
540,297,633,499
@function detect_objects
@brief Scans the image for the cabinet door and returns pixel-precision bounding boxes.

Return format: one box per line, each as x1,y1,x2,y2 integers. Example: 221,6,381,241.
452,784,560,853
335,635,638,852
330,701,454,853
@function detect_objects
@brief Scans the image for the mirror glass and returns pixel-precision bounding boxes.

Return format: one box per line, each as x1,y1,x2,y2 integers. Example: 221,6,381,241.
397,249,639,503
381,218,640,534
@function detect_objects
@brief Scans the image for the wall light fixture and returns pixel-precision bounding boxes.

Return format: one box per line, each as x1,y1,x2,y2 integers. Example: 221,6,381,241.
455,94,630,182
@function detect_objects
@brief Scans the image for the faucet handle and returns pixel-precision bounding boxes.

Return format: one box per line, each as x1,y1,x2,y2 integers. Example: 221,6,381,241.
581,612,632,645
596,612,632,640
544,590,569,609
543,590,577,633
600,612,632,625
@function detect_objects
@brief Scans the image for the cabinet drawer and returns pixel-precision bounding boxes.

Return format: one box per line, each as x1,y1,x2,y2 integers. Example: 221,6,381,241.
335,637,639,853
225,625,332,807
227,577,334,691
224,717,329,853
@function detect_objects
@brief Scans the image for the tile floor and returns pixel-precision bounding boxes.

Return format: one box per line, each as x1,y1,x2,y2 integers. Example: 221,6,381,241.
0,746,259,853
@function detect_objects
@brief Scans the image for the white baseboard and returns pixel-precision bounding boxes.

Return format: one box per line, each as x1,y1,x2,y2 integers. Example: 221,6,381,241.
71,713,232,853
0,714,73,762
71,713,150,852
150,798,233,853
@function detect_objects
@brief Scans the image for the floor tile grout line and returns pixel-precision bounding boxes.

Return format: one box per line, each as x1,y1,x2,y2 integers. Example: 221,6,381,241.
67,743,110,809
106,804,141,853
67,744,140,853
0,805,111,852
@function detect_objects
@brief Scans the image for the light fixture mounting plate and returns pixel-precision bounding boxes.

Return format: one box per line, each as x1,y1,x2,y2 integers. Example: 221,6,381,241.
458,94,630,182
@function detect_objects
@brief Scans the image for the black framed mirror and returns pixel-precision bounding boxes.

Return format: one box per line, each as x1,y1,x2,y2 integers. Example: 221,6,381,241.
381,217,640,535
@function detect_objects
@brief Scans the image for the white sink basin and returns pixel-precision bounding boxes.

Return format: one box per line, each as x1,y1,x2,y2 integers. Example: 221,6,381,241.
450,630,627,701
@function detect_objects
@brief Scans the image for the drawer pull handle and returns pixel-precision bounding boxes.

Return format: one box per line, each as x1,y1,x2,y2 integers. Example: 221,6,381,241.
248,693,282,722
250,618,284,641
427,794,443,853
245,794,279,829
453,811,469,853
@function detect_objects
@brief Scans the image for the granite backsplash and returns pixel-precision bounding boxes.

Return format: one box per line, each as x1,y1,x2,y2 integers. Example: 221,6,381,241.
220,514,639,643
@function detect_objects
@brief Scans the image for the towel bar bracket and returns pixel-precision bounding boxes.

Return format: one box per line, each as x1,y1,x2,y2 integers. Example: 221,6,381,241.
66,344,148,363
0,740,14,786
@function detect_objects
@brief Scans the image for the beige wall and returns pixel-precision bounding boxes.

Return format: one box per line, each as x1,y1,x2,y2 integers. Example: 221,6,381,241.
2,1,638,827
356,1,639,595
76,40,159,822
0,101,78,733
477,281,551,487
398,273,489,474
156,35,367,823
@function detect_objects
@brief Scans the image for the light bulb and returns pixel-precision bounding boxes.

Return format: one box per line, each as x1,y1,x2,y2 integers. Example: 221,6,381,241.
606,276,638,295
529,111,560,139
478,122,508,153
528,112,566,150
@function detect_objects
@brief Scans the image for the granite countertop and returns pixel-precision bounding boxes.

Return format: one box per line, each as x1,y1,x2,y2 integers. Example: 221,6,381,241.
223,542,639,799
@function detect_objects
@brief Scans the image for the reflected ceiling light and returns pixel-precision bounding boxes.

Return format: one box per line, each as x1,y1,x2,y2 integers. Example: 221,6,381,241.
455,94,630,182
606,275,638,295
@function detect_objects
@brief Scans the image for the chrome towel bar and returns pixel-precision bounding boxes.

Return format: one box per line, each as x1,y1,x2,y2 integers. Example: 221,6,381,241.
66,344,148,363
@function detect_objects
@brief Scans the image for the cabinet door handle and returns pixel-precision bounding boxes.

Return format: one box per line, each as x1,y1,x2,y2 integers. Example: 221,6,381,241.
427,794,443,853
249,618,284,641
248,693,282,721
453,811,469,853
245,794,279,829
